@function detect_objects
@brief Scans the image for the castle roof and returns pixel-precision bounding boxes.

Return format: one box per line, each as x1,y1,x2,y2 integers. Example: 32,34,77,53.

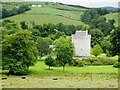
75,30,88,36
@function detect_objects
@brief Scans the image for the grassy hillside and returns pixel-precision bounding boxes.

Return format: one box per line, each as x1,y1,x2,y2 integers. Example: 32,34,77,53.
4,2,87,26
104,13,118,27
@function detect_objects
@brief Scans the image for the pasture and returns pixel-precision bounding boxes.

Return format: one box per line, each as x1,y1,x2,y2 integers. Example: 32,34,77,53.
4,3,87,26
104,13,118,27
2,61,118,88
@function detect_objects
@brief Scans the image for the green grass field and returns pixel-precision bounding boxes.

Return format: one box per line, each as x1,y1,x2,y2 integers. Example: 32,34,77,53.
29,61,118,77
4,2,87,26
104,12,118,27
2,61,118,88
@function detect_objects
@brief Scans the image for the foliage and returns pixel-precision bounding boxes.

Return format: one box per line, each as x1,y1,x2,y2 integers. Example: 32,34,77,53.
53,37,74,71
81,57,117,66
72,58,84,67
20,21,28,29
91,44,103,57
33,24,56,37
1,20,20,35
45,56,55,69
81,8,110,24
89,17,115,36
29,28,41,41
110,27,120,58
113,62,120,68
81,8,115,36
77,61,84,67
72,58,79,66
2,30,38,75
33,23,76,37
36,37,52,57
100,38,112,56
2,4,31,18
97,18,115,36
53,31,65,40
2,19,14,26
81,9,99,24
56,23,76,36
104,13,118,27
89,29,104,47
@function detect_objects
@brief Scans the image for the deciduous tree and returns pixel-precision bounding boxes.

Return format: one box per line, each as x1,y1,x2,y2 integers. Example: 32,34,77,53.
2,30,38,75
45,56,55,70
53,37,74,71
91,44,103,57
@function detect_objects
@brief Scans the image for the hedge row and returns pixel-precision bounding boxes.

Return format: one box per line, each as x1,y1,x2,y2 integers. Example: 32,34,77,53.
72,57,118,67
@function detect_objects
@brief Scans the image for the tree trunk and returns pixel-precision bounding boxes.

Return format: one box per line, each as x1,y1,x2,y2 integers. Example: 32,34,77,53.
8,69,14,75
118,55,120,62
63,65,65,71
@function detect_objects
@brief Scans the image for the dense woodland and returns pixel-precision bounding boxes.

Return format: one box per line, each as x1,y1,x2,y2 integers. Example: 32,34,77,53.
0,2,120,75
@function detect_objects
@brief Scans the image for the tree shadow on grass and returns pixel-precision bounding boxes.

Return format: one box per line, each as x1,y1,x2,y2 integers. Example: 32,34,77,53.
44,68,54,70
1,70,8,75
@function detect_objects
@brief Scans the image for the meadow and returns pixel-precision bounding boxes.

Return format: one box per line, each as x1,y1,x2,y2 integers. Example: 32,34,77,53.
2,61,118,88
4,2,87,26
104,12,119,27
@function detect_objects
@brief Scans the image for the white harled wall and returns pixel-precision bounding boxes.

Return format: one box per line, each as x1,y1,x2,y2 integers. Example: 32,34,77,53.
72,30,91,57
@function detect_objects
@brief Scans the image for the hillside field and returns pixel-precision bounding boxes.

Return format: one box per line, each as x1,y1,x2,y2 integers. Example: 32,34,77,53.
104,13,118,27
3,2,88,26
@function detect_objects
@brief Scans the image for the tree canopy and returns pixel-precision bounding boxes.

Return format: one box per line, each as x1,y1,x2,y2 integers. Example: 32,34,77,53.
45,56,55,70
110,27,120,61
2,30,38,75
36,37,52,57
53,37,74,71
91,44,103,57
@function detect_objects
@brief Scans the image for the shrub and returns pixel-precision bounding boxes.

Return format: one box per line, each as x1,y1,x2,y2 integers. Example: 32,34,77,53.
96,57,107,65
77,61,84,67
81,58,91,65
113,62,120,68
72,58,79,66
72,58,84,67
45,56,55,69
81,57,117,66
82,57,98,65
72,56,118,66
91,44,103,57
2,30,38,75
106,58,117,65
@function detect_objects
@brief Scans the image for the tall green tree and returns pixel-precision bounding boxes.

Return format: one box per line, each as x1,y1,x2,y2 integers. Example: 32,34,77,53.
45,56,55,70
100,37,112,56
53,37,74,71
89,29,104,47
2,30,38,75
110,27,120,61
36,37,52,57
91,44,103,57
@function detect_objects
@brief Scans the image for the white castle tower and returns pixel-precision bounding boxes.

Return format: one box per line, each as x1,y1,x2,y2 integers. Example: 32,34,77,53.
72,30,91,57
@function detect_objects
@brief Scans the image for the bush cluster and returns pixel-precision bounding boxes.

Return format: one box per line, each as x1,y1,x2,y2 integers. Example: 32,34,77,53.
113,62,120,68
72,58,84,67
72,57,118,67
